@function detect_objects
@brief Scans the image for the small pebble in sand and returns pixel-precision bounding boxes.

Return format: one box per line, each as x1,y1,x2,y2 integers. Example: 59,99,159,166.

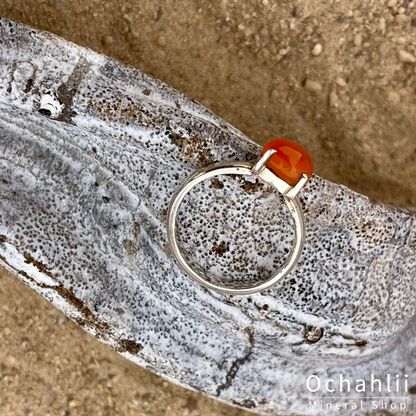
103,35,114,45
260,26,268,37
40,388,57,410
156,36,166,47
395,14,408,23
379,19,386,31
329,91,339,107
312,43,323,56
398,50,416,62
304,26,313,35
304,79,322,93
387,0,398,7
354,33,362,46
385,13,394,22
379,42,388,55
336,78,347,87
270,89,280,99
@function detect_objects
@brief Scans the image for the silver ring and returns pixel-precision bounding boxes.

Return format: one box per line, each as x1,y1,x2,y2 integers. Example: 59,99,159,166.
167,149,308,295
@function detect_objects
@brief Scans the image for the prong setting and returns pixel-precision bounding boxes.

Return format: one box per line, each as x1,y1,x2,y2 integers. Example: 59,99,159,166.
284,173,309,200
252,149,277,175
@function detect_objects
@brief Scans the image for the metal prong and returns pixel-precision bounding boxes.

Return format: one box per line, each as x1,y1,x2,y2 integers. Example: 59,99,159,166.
284,173,308,200
252,149,276,175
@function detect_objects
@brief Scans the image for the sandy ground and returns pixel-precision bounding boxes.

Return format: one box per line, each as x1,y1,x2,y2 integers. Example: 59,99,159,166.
0,0,416,415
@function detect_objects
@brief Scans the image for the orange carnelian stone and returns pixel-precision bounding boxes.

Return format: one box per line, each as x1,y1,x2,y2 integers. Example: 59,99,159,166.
262,138,313,186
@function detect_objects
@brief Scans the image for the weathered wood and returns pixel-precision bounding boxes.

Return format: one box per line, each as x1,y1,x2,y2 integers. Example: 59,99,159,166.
0,17,415,415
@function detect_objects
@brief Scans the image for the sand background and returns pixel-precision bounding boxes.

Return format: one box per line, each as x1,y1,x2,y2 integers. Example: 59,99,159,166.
0,0,416,414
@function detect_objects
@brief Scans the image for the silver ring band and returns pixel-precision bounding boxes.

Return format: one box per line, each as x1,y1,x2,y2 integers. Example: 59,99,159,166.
167,158,306,295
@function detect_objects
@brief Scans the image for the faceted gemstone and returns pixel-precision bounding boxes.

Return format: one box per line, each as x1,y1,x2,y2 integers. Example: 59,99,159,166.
262,138,313,186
